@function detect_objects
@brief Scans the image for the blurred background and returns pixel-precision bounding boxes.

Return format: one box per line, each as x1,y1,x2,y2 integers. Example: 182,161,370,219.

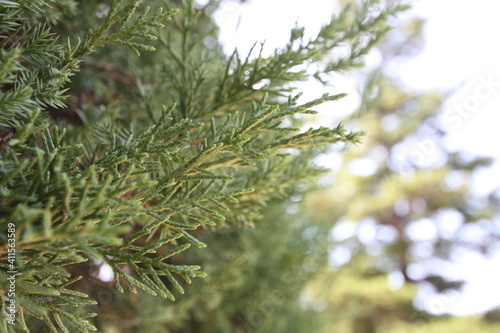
199,0,500,331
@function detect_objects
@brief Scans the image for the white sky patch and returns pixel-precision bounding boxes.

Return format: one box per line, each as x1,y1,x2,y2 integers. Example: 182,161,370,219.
214,0,338,57
388,270,406,290
314,152,343,170
443,170,466,191
357,218,378,245
417,249,500,316
405,218,438,242
376,225,398,243
394,198,410,216
399,0,500,89
457,222,489,245
328,245,352,266
195,0,210,7
469,165,500,197
331,219,357,242
296,76,361,127
97,262,114,282
381,114,401,132
409,241,434,259
434,208,464,238
406,263,427,281
348,157,378,177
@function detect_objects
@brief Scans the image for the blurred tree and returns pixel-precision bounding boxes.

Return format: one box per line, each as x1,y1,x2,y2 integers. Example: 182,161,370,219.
300,14,500,333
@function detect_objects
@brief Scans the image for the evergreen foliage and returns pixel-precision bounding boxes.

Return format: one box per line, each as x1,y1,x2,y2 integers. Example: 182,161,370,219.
0,0,408,331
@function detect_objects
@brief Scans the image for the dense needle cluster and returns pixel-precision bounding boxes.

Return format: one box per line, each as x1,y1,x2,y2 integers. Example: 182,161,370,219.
0,0,406,331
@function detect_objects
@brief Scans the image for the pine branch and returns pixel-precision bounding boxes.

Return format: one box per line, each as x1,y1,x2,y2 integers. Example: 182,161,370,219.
0,0,408,331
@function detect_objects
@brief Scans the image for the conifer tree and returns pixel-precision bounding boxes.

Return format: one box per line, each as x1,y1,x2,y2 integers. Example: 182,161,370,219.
0,0,407,331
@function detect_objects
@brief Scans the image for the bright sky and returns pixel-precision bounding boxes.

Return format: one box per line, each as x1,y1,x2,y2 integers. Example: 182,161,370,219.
400,0,500,198
208,0,500,317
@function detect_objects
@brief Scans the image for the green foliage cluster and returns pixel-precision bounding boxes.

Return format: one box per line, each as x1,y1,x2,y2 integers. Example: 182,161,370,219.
0,0,407,331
